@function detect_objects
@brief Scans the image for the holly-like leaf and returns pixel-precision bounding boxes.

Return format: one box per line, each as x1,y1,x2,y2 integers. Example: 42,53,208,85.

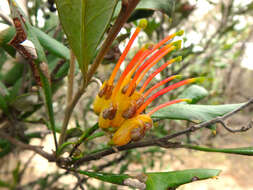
151,103,243,123
55,0,118,76
145,169,221,190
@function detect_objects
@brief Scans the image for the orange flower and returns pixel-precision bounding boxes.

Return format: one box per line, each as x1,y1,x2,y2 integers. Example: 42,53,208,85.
93,19,202,146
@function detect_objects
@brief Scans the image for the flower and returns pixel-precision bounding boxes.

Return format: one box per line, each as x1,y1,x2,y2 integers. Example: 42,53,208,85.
93,19,202,146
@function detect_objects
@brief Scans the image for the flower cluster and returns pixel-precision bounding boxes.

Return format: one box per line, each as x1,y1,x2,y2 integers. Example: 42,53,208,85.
93,19,201,146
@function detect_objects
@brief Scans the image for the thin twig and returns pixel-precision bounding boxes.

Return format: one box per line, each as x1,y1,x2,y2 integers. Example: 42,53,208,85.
0,131,55,161
51,59,65,82
173,0,233,76
72,173,86,190
58,50,75,147
67,50,75,103
95,152,129,172
0,11,13,25
73,98,253,166
69,124,99,157
217,119,252,133
19,152,36,183
58,81,86,145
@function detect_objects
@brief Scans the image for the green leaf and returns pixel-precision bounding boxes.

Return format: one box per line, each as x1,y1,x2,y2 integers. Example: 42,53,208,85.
0,48,7,71
114,0,175,22
1,26,70,60
145,169,221,190
2,62,24,86
12,162,21,186
86,131,106,141
55,0,118,75
128,9,154,22
177,85,209,104
56,141,74,156
8,0,57,149
66,128,83,139
9,78,22,101
0,27,16,57
184,144,253,156
0,179,11,187
0,82,9,114
76,123,99,144
33,27,70,60
0,95,8,114
0,81,9,97
77,170,130,185
0,139,12,158
137,0,175,16
10,93,39,112
152,103,244,123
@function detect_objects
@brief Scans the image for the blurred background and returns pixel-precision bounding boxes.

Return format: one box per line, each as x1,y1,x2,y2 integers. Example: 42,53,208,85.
0,0,253,189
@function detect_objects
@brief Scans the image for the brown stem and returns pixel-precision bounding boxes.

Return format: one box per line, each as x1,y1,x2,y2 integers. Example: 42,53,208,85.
0,131,55,162
67,50,75,103
59,81,86,145
58,51,76,145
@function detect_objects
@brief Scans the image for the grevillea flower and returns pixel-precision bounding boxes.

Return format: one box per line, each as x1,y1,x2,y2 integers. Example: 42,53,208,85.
93,19,203,146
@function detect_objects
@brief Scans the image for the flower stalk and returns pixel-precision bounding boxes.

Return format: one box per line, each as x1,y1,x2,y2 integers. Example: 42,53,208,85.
93,20,203,146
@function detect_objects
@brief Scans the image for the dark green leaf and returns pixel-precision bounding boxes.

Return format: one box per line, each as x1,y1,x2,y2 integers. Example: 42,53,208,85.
12,162,21,186
184,144,253,156
9,78,22,101
145,169,221,190
77,123,99,144
0,81,9,96
114,0,175,20
77,170,130,185
137,0,175,16
178,85,209,104
0,92,9,115
152,103,243,123
66,128,83,139
0,48,7,70
128,9,154,22
1,26,70,60
2,62,24,86
0,179,11,187
55,0,118,75
53,61,69,80
10,93,39,112
0,27,16,57
33,27,70,60
8,0,57,149
56,141,74,156
86,131,106,141
25,132,44,140
0,139,12,158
